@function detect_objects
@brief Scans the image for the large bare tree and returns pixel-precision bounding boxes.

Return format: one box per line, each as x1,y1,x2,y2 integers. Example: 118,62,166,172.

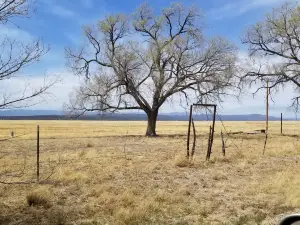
0,0,55,109
66,3,237,136
242,2,300,109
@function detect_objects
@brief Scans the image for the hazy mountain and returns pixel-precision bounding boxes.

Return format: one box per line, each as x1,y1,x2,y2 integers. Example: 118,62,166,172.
0,110,290,121
0,110,65,116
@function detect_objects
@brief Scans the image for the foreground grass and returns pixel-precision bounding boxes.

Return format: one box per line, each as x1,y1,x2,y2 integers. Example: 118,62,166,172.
1,121,300,224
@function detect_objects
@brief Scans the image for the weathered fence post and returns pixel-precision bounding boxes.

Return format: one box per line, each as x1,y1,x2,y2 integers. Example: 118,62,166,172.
206,126,212,161
191,119,196,159
221,131,226,157
208,105,217,159
187,103,217,161
281,113,283,135
187,105,193,159
37,125,40,182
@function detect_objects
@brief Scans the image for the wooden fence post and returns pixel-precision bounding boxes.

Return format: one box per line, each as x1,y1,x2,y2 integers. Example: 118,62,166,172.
37,125,40,182
281,113,283,135
191,119,196,159
206,126,212,161
221,131,226,157
187,105,193,159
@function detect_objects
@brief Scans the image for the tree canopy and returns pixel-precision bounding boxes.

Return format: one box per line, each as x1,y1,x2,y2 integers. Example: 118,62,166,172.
0,0,56,109
66,3,237,136
242,2,300,109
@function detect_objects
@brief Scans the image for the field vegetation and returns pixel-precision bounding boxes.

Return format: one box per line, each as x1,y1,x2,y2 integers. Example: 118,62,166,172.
1,121,300,224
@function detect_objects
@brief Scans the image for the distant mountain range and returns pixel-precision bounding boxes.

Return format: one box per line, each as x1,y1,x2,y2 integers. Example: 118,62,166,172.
0,110,291,121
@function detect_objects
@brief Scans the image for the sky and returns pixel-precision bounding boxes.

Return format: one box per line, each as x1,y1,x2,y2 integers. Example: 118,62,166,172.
1,0,298,117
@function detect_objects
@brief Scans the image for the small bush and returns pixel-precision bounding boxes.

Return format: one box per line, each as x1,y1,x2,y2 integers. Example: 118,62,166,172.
174,154,191,167
86,143,94,148
26,187,52,208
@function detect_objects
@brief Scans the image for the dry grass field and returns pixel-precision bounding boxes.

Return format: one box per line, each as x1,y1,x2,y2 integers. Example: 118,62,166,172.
1,120,300,225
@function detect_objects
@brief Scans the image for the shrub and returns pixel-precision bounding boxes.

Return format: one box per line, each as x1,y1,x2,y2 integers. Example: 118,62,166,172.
174,153,191,167
86,143,94,148
26,187,52,208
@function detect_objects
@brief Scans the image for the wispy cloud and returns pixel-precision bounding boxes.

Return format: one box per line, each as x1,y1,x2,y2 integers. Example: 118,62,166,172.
0,70,81,110
50,5,76,18
0,25,34,42
40,0,76,18
208,0,289,20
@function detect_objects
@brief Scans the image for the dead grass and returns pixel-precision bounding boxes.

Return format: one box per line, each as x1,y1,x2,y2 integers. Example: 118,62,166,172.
26,186,52,208
174,153,191,167
1,121,300,224
86,142,94,148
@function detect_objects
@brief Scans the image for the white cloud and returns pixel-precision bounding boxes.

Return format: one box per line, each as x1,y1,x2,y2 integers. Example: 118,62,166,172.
3,67,296,116
0,25,34,42
26,49,297,116
0,71,81,110
223,49,300,117
50,5,76,18
208,0,290,20
160,82,297,117
220,84,297,117
40,0,77,19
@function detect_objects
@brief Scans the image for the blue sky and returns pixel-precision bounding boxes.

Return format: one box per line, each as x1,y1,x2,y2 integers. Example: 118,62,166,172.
2,0,298,116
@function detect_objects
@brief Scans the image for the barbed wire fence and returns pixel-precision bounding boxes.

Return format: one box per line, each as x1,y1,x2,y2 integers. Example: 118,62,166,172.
0,126,58,184
185,104,294,161
187,104,245,161
1,114,298,185
0,124,150,185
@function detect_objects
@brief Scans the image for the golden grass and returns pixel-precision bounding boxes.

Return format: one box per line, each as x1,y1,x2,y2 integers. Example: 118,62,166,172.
26,186,52,208
1,120,300,224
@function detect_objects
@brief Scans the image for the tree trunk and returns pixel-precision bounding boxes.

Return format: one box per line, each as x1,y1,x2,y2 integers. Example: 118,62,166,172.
146,110,158,137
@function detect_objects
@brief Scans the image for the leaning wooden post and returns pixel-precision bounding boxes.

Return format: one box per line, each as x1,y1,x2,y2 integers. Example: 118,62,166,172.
187,105,193,159
37,125,40,182
281,113,283,135
221,131,226,157
191,119,197,159
206,126,212,161
208,105,217,159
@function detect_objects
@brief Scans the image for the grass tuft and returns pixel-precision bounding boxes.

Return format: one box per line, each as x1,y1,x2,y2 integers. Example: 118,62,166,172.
114,206,149,225
47,208,67,225
174,153,191,167
86,143,94,148
26,187,52,208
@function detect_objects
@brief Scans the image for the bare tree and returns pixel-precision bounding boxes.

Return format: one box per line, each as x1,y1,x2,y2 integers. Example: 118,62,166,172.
0,0,56,109
242,2,300,109
0,0,33,23
66,3,237,136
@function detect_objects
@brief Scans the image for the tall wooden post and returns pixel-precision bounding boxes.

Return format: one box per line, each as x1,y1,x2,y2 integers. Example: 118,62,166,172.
281,113,283,135
221,131,226,157
206,126,212,161
187,105,193,158
37,125,40,182
266,81,269,133
210,105,217,147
